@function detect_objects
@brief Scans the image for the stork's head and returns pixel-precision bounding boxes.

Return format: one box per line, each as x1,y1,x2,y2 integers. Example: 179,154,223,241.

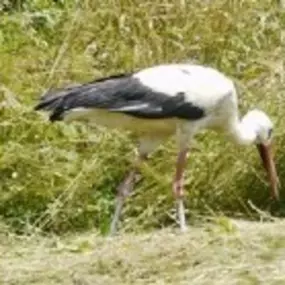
242,109,273,143
242,109,279,200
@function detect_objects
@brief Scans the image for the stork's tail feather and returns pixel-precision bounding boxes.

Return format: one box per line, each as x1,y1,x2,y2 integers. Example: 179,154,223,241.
34,82,92,121
34,86,75,121
34,73,133,122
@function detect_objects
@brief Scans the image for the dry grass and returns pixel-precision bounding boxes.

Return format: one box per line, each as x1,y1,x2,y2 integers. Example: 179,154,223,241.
1,219,285,285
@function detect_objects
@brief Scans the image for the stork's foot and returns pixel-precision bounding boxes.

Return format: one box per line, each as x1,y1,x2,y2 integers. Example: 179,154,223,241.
177,197,187,232
109,196,124,236
109,170,137,236
173,147,189,232
173,181,188,232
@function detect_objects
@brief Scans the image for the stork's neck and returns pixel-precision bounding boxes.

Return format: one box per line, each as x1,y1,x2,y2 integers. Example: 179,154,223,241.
228,116,257,145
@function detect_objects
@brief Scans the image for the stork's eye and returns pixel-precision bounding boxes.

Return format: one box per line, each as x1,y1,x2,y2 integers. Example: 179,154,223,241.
268,128,273,139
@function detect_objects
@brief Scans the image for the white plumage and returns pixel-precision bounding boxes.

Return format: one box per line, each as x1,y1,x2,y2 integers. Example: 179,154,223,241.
135,64,234,102
35,63,279,234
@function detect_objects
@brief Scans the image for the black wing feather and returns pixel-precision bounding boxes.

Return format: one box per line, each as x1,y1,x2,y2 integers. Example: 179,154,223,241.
34,73,205,121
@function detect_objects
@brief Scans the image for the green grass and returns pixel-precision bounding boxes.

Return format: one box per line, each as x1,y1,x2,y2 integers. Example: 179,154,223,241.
1,0,285,235
1,220,285,285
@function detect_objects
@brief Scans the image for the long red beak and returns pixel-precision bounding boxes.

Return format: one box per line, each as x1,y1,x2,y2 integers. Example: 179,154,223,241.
256,143,280,200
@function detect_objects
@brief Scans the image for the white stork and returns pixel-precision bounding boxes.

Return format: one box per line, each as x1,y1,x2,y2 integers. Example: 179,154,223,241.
35,63,279,234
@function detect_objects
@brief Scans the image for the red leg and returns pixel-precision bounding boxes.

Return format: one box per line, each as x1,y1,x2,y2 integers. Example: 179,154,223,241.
173,148,188,232
109,137,162,235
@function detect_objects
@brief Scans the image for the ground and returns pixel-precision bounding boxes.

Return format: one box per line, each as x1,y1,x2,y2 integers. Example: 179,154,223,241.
1,219,285,285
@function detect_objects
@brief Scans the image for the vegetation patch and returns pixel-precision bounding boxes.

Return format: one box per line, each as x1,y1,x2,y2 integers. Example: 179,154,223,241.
0,0,284,234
